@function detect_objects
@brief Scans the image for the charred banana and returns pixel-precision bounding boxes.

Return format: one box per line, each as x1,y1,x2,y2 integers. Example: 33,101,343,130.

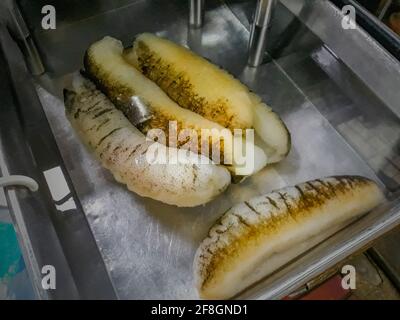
125,33,291,164
194,176,383,299
64,75,231,207
84,36,267,176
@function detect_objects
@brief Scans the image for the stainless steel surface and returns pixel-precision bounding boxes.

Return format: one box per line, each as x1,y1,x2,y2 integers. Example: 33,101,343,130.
253,0,275,26
280,0,400,119
2,0,400,299
189,0,204,28
241,199,400,299
16,0,139,30
248,0,275,66
7,1,44,75
0,27,117,299
310,46,400,192
15,0,190,75
349,0,400,39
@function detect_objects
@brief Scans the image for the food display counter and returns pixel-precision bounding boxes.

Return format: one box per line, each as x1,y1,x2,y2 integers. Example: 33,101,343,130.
0,0,399,299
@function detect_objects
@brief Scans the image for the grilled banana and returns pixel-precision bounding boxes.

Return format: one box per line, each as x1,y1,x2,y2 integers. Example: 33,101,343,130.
194,176,383,299
125,33,291,163
64,75,231,207
84,36,267,176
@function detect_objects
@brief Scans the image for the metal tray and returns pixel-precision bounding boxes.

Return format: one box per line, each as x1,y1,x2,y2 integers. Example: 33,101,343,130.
1,0,400,299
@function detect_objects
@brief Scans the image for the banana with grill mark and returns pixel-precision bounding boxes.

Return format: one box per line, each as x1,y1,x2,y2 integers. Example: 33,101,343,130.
84,36,267,176
125,33,291,164
64,75,231,207
194,176,383,299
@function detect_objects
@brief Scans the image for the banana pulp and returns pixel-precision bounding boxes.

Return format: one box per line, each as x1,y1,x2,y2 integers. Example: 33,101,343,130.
85,36,269,176
125,33,291,165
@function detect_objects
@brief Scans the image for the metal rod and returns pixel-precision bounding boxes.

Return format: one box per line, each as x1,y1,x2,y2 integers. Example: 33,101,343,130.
248,0,275,67
189,0,204,28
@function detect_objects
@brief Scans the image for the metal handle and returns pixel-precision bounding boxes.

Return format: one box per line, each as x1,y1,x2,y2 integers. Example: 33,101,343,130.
248,0,276,67
0,175,39,192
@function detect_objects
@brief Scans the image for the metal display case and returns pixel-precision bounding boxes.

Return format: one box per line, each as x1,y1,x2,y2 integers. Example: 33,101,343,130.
0,0,399,299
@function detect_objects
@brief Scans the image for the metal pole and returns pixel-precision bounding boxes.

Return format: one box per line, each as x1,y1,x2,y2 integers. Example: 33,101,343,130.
189,0,204,28
248,0,275,67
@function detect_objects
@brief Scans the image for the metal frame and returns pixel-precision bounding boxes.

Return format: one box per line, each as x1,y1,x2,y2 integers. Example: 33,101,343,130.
0,25,117,299
280,0,400,119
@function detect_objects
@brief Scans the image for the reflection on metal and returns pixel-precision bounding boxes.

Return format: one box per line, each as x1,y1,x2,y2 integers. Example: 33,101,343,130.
280,0,400,118
126,96,152,126
187,26,203,52
248,0,275,66
189,0,204,28
7,1,44,75
240,65,259,87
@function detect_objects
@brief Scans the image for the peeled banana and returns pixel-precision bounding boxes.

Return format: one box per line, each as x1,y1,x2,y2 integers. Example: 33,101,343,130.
125,33,291,164
194,176,383,299
64,75,231,207
84,36,267,176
